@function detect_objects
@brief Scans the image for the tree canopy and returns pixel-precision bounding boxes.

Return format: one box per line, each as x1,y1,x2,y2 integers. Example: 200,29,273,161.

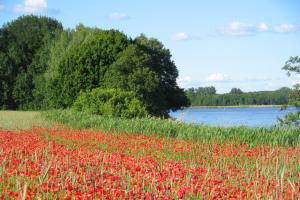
42,26,129,108
104,35,190,116
230,88,243,94
0,15,62,109
279,56,300,126
0,16,189,118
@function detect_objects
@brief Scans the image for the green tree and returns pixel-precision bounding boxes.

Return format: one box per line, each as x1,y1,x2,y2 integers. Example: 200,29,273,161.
230,88,243,94
104,36,190,117
196,86,216,95
135,35,190,115
280,56,300,125
103,44,162,115
0,15,62,109
43,26,129,108
34,26,189,117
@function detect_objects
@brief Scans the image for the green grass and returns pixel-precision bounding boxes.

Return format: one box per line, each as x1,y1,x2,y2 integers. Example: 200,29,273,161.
41,109,300,147
0,111,53,130
1,109,299,147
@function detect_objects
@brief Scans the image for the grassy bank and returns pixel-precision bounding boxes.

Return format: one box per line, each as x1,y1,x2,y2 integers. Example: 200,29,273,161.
41,110,300,147
0,111,53,130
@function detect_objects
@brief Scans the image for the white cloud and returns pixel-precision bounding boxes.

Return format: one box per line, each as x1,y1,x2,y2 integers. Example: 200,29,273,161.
109,12,129,20
222,22,300,36
257,23,269,32
222,21,259,36
273,24,300,33
207,73,229,82
14,0,47,13
172,32,189,41
0,4,4,11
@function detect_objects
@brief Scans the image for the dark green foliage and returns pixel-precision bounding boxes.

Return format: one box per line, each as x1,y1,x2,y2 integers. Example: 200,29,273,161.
186,87,289,106
230,88,243,94
0,15,62,109
288,84,300,107
43,26,129,108
12,72,33,109
280,56,300,126
104,36,190,117
103,44,172,116
283,56,300,107
133,35,190,116
283,56,300,74
73,88,148,118
43,30,189,117
36,28,77,108
0,16,189,117
186,86,216,96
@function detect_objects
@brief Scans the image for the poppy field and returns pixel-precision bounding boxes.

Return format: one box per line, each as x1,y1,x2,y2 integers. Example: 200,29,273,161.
1,123,300,199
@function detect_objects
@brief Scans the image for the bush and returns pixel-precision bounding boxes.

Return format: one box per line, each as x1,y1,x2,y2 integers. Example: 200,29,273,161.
72,88,148,118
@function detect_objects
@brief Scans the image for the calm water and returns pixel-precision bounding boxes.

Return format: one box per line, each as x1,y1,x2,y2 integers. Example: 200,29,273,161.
170,106,298,127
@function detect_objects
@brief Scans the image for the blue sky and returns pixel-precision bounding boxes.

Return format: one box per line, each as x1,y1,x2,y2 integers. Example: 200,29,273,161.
1,0,300,93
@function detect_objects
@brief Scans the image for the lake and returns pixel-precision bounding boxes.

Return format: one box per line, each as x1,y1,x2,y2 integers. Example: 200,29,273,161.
170,106,298,127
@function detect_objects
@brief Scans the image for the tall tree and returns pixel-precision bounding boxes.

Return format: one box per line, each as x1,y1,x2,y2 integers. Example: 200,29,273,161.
230,88,243,94
103,44,164,116
0,15,62,109
133,35,190,116
280,56,300,125
43,26,129,108
44,30,189,116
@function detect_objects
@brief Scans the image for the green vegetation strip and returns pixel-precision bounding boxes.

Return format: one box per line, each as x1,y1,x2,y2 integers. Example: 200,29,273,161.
41,110,300,147
0,111,53,130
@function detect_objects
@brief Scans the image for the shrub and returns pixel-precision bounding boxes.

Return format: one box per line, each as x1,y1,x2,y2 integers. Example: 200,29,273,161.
72,88,148,118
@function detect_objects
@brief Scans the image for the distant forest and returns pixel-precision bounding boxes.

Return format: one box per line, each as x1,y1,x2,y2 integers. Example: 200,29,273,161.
186,86,289,106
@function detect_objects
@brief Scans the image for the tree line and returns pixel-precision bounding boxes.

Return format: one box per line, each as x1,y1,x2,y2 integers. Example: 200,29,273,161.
0,15,189,117
186,87,290,106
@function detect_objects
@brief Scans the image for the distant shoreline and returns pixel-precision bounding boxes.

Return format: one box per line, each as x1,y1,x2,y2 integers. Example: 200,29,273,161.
187,105,284,108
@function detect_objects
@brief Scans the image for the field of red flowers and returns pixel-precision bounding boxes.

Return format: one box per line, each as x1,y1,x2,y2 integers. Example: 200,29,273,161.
0,126,300,199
